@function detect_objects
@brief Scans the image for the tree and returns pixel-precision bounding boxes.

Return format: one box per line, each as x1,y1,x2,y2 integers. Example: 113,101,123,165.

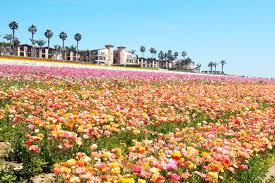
36,40,46,58
164,52,167,61
30,39,37,46
66,45,76,51
150,48,156,58
182,51,187,58
208,62,214,72
44,30,53,49
220,60,227,73
130,50,136,54
158,51,164,60
59,32,68,60
140,46,146,57
152,48,157,58
74,33,82,52
213,62,218,72
167,50,173,61
3,34,13,46
54,45,62,50
9,21,19,55
28,25,37,45
173,52,179,60
36,40,46,48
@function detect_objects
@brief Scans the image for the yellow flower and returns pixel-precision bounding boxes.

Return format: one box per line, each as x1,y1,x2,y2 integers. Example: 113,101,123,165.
109,162,120,168
65,159,77,167
63,167,71,174
188,162,197,169
149,167,159,174
201,152,210,157
111,167,121,174
76,139,82,145
208,171,218,179
172,151,181,159
121,178,135,183
138,179,146,183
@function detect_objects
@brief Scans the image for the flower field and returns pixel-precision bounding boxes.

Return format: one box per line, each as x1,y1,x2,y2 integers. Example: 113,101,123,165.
0,63,274,183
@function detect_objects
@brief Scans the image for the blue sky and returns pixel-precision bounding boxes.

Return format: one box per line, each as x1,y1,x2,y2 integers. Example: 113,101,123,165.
0,0,274,78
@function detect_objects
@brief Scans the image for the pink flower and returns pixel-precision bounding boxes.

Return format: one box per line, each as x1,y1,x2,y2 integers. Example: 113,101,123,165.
29,145,40,154
164,159,178,171
133,166,142,173
103,130,111,137
168,173,181,181
28,124,35,131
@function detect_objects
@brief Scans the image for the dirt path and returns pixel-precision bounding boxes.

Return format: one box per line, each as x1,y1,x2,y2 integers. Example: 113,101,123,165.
265,164,275,182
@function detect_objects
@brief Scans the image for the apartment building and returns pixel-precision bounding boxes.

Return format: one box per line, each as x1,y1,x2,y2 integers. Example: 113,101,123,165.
88,45,137,65
16,44,78,61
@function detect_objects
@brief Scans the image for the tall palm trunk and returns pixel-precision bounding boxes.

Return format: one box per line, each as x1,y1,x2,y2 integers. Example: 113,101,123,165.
9,39,12,50
222,64,224,72
12,29,15,55
31,33,34,43
47,38,50,49
76,41,79,61
62,40,65,60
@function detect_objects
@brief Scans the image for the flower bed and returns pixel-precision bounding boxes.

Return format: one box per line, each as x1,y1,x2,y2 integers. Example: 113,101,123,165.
0,63,274,182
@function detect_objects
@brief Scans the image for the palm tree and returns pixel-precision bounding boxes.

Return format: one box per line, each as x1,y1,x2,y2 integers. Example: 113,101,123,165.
182,51,187,58
140,46,146,57
28,25,37,44
173,52,179,60
36,40,46,58
158,51,164,60
3,34,13,47
167,50,173,61
66,45,76,51
208,62,214,72
220,60,227,73
44,30,53,49
30,39,37,46
59,32,67,60
213,62,218,72
9,21,19,55
149,48,157,58
36,40,46,48
54,45,62,50
152,48,157,58
74,33,82,52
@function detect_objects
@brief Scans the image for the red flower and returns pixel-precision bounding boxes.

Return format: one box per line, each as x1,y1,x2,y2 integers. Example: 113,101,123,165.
25,141,32,146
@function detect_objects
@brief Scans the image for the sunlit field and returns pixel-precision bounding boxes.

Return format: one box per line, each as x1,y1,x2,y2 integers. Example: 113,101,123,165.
0,62,274,183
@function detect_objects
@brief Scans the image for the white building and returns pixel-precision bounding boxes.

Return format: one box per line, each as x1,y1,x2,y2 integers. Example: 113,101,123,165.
89,45,137,65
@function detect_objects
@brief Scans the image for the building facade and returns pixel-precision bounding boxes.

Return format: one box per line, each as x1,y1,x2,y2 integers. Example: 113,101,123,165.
87,45,137,65
11,43,198,70
16,44,78,61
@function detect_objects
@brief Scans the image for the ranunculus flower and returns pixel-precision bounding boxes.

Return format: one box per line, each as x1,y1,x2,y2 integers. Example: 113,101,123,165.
29,145,40,154
24,141,32,146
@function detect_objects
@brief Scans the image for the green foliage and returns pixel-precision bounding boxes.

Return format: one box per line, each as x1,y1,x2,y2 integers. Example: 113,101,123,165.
0,168,17,183
222,149,275,183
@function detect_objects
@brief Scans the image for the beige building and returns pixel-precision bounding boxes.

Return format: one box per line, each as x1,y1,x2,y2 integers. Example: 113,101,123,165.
89,45,137,65
137,58,172,69
89,45,114,64
113,46,136,65
16,44,78,61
